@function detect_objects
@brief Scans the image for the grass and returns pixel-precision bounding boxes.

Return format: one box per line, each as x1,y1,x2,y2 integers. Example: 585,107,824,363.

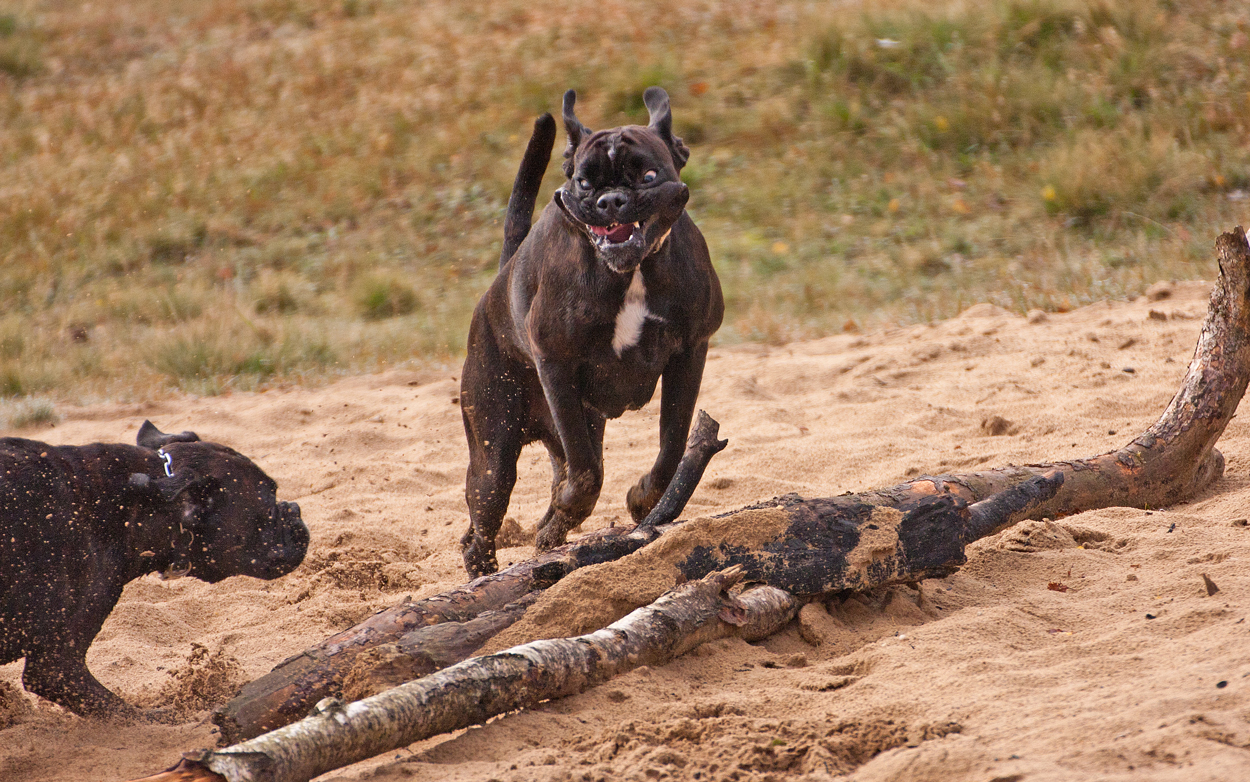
0,396,58,430
0,0,1247,405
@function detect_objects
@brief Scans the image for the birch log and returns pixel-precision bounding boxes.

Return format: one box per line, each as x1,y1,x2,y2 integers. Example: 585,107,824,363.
217,226,1250,744
133,567,798,782
129,226,1250,782
213,412,726,742
129,470,1061,782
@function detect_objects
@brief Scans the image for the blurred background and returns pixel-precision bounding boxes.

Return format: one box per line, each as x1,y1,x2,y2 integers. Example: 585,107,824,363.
1,0,1247,423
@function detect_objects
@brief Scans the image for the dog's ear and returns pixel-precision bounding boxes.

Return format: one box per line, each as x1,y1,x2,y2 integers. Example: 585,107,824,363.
156,468,221,528
562,89,592,178
643,86,690,172
137,420,200,450
155,472,216,509
129,466,218,521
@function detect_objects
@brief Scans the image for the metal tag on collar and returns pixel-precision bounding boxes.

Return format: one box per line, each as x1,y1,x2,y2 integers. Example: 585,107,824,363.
158,449,174,478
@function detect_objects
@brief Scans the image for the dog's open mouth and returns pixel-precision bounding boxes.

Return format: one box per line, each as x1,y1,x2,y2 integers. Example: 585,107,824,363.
554,188,663,273
587,222,641,245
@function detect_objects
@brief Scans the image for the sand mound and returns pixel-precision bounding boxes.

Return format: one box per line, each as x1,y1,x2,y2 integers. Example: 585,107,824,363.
5,281,1250,780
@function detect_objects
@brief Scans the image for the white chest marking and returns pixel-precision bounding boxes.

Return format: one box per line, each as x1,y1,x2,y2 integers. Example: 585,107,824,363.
612,268,651,356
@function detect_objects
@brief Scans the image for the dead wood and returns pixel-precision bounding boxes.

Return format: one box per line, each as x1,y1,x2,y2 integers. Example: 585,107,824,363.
848,226,1250,522
127,476,1055,782
637,410,728,532
337,591,540,701
213,228,1250,749
212,412,727,743
135,227,1250,782
674,228,1250,587
137,567,798,782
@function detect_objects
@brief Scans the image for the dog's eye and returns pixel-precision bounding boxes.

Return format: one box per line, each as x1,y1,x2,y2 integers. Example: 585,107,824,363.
642,170,657,184
577,178,592,190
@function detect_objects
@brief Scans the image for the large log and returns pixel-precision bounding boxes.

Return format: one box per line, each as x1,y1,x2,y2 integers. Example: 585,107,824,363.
839,228,1250,521
131,567,799,782
216,227,1250,745
134,470,1062,782
212,412,727,743
131,226,1250,782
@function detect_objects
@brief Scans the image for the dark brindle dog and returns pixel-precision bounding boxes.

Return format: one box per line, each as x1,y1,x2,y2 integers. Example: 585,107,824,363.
459,88,723,576
0,421,308,718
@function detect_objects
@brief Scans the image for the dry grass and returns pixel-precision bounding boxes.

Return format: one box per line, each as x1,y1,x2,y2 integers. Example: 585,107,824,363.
1,0,1248,403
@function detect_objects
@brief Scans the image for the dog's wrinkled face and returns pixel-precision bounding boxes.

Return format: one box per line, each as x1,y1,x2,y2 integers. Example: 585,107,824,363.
134,422,309,583
555,87,693,274
179,446,309,583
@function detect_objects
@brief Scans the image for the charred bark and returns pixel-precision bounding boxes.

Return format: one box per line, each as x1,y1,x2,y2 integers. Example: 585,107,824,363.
673,472,1064,596
212,412,727,743
136,568,799,782
214,228,1250,749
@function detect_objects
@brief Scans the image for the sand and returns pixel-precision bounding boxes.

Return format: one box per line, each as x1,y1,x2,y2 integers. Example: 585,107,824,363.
5,279,1250,781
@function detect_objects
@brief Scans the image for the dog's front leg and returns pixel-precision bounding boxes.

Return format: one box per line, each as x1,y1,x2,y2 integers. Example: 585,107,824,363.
627,342,710,522
24,650,136,718
534,358,604,550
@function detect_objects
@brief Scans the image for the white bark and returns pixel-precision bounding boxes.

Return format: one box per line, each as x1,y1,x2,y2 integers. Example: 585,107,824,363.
185,566,798,782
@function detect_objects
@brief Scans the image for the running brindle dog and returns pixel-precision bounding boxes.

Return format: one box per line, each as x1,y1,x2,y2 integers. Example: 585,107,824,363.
459,88,723,577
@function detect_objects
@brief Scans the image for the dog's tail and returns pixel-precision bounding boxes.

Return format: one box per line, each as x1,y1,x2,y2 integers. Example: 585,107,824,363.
500,113,557,268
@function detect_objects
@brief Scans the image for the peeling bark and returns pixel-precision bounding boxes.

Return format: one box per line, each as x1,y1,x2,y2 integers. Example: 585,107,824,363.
134,227,1250,782
212,412,728,743
138,568,798,782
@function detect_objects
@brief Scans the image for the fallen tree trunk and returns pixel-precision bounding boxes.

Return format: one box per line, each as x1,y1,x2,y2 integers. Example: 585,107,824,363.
861,227,1250,518
133,226,1250,782
213,412,728,743
215,227,1250,746
338,591,540,702
137,470,1062,782
133,567,799,782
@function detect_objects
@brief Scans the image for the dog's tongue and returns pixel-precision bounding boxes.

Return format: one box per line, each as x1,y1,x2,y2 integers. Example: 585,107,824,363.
592,223,634,243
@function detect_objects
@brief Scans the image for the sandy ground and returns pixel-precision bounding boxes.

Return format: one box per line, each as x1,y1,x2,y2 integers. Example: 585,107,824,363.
5,279,1250,781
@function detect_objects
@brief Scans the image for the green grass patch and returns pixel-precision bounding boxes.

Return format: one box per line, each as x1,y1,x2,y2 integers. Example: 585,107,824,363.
145,320,340,394
353,274,420,320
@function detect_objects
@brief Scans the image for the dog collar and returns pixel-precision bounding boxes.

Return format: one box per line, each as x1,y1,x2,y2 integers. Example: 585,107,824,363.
158,448,174,477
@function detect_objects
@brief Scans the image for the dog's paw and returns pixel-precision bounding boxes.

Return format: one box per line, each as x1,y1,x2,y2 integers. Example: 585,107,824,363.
626,478,659,523
460,535,499,578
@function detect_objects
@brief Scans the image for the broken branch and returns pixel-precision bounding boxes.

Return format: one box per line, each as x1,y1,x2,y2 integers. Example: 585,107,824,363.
147,568,798,782
212,410,729,742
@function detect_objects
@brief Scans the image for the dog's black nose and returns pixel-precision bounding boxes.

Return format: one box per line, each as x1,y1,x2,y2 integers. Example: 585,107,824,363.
596,191,629,214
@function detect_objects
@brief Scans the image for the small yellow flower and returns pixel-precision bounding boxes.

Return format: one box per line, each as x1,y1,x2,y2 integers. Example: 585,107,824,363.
888,198,901,213
934,115,950,132
771,241,789,254
952,198,971,215
1041,185,1057,202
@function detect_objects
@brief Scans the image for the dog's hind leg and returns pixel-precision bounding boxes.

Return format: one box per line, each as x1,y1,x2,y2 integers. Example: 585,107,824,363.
461,407,524,577
535,410,605,551
459,317,530,577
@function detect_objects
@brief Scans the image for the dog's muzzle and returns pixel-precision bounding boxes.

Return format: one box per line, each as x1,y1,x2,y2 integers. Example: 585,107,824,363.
556,189,656,274
262,500,309,577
